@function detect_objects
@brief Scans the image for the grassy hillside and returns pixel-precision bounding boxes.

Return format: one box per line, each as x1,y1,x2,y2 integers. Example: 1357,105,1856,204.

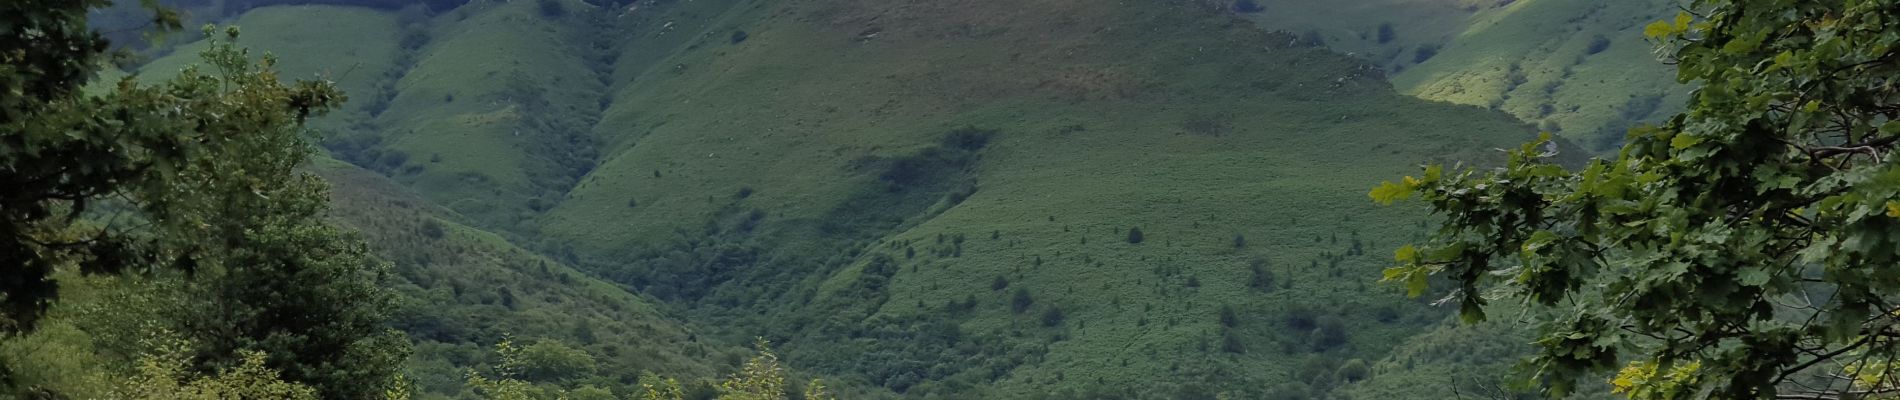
126,5,724,398
1240,0,1686,151
133,5,406,126
319,159,724,399
522,0,1555,397
129,0,1616,397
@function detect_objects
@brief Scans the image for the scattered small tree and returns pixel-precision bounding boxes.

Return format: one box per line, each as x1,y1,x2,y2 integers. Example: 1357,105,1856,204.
1585,34,1611,55
1220,329,1247,354
1233,0,1264,13
1126,227,1145,244
1011,288,1034,314
1412,43,1440,63
1247,259,1274,291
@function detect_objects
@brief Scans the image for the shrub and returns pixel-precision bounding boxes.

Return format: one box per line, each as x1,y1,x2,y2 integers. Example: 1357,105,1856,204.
991,275,1009,291
1247,259,1273,291
1011,288,1033,314
1126,227,1144,244
1336,359,1370,382
536,0,566,18
1413,44,1441,63
1232,0,1264,13
1312,316,1349,351
1233,233,1246,248
1295,30,1325,47
1041,307,1065,327
517,340,597,382
420,219,446,240
1284,306,1317,331
1221,329,1247,354
1586,34,1612,55
1376,22,1395,44
730,30,749,44
1218,304,1239,328
378,150,409,170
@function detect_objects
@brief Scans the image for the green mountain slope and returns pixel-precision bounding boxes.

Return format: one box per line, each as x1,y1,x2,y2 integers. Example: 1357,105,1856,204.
526,0,1553,397
1240,0,1686,151
127,5,722,398
132,0,1609,397
319,159,722,398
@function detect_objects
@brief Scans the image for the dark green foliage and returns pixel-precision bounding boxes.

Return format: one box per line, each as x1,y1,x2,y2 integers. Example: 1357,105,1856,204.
1585,34,1611,55
1,5,414,396
736,186,755,199
1232,0,1263,13
1310,316,1348,351
421,219,447,240
1125,227,1144,244
1283,307,1316,331
1335,359,1368,383
1376,23,1395,44
1011,288,1034,314
991,275,1009,291
1232,233,1245,248
730,30,749,44
1040,307,1065,327
518,340,598,382
1220,329,1246,354
537,0,567,18
0,0,185,332
1246,259,1273,292
821,128,995,238
1379,2,1900,396
1218,304,1238,328
499,286,518,310
1412,44,1440,63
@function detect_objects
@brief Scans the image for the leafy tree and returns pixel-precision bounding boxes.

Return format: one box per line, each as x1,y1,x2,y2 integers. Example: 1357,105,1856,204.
1375,2,1900,398
517,340,597,382
114,340,318,400
466,338,545,400
0,0,184,333
1127,227,1145,244
138,29,408,400
4,1,406,396
633,339,836,400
